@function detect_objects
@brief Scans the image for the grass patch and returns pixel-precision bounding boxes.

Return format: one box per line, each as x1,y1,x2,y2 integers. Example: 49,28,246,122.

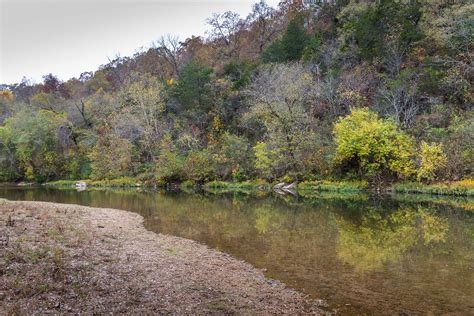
298,189,369,201
165,247,180,256
392,180,474,196
203,180,270,194
86,177,141,187
45,180,77,187
298,180,368,192
392,193,474,211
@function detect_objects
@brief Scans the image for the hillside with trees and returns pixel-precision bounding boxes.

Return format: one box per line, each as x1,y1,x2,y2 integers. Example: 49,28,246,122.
0,0,472,189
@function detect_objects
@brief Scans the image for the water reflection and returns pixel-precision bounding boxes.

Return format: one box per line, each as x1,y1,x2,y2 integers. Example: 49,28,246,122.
336,207,449,272
0,187,473,314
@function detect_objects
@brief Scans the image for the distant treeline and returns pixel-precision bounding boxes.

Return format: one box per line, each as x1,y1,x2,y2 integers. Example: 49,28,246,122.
0,0,472,186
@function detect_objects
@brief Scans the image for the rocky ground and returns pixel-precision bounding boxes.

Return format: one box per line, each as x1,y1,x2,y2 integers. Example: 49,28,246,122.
0,199,322,314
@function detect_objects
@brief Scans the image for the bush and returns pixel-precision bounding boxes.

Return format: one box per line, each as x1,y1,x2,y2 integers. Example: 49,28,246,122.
212,132,252,181
333,108,415,181
184,149,215,183
155,135,186,184
87,177,140,187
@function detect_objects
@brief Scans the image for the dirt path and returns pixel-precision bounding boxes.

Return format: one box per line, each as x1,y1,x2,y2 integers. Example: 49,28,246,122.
0,199,322,314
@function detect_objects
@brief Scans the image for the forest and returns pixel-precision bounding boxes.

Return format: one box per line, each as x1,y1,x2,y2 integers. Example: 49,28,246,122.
0,0,472,189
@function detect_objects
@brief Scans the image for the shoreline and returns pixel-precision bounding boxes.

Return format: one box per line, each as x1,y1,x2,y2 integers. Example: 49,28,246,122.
6,178,473,197
0,199,322,314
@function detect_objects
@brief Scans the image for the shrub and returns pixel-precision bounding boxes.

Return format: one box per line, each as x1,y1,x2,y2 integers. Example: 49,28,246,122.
184,149,215,183
155,135,185,184
333,108,415,181
212,132,252,181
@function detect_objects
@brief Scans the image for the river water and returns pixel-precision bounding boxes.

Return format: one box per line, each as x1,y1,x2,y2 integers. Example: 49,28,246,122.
1,186,473,314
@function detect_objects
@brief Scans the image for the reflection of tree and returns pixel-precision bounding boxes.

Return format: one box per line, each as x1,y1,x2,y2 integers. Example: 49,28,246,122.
255,206,273,234
419,210,449,245
337,207,449,272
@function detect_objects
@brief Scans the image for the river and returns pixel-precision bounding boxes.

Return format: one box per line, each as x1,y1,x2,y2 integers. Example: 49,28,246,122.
1,186,473,314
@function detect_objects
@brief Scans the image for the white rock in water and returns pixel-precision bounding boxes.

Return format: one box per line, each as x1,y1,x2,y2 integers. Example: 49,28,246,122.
273,182,286,189
75,181,87,188
282,182,297,190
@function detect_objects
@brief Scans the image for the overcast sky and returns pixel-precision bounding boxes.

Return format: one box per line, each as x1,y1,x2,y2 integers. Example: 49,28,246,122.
0,0,279,85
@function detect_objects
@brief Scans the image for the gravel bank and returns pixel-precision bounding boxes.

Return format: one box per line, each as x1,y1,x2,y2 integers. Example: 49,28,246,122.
0,199,322,314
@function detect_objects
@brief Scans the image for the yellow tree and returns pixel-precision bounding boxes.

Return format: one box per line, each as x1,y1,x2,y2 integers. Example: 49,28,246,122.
333,108,415,182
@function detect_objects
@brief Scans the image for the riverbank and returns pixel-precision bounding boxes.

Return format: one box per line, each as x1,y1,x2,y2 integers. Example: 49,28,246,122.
0,199,322,314
43,178,474,196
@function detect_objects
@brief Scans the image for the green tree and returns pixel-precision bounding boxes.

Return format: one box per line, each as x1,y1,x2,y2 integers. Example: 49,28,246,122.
212,132,252,181
253,141,278,180
89,131,133,180
184,149,215,183
223,60,255,90
348,0,423,60
4,109,71,182
171,59,213,124
0,90,13,123
0,126,18,181
262,15,309,63
155,134,185,184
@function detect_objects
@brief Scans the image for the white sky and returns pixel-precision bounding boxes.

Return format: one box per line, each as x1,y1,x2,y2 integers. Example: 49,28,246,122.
0,0,279,84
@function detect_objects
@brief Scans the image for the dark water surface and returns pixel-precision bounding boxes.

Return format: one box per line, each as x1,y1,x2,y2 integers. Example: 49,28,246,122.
1,187,473,314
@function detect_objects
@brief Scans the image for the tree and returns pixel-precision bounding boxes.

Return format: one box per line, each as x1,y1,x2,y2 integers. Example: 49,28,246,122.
211,132,252,180
30,91,67,113
443,117,474,180
246,0,280,54
154,35,182,76
0,89,13,123
85,70,112,94
253,141,278,180
281,14,309,61
246,63,317,178
4,109,71,182
416,141,447,183
349,0,423,61
262,14,309,63
41,74,61,94
206,11,245,57
184,149,216,183
223,59,255,90
333,108,415,182
155,134,185,184
261,40,286,63
170,59,213,128
89,131,133,180
378,69,420,128
118,72,167,161
0,126,18,181
422,3,474,105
